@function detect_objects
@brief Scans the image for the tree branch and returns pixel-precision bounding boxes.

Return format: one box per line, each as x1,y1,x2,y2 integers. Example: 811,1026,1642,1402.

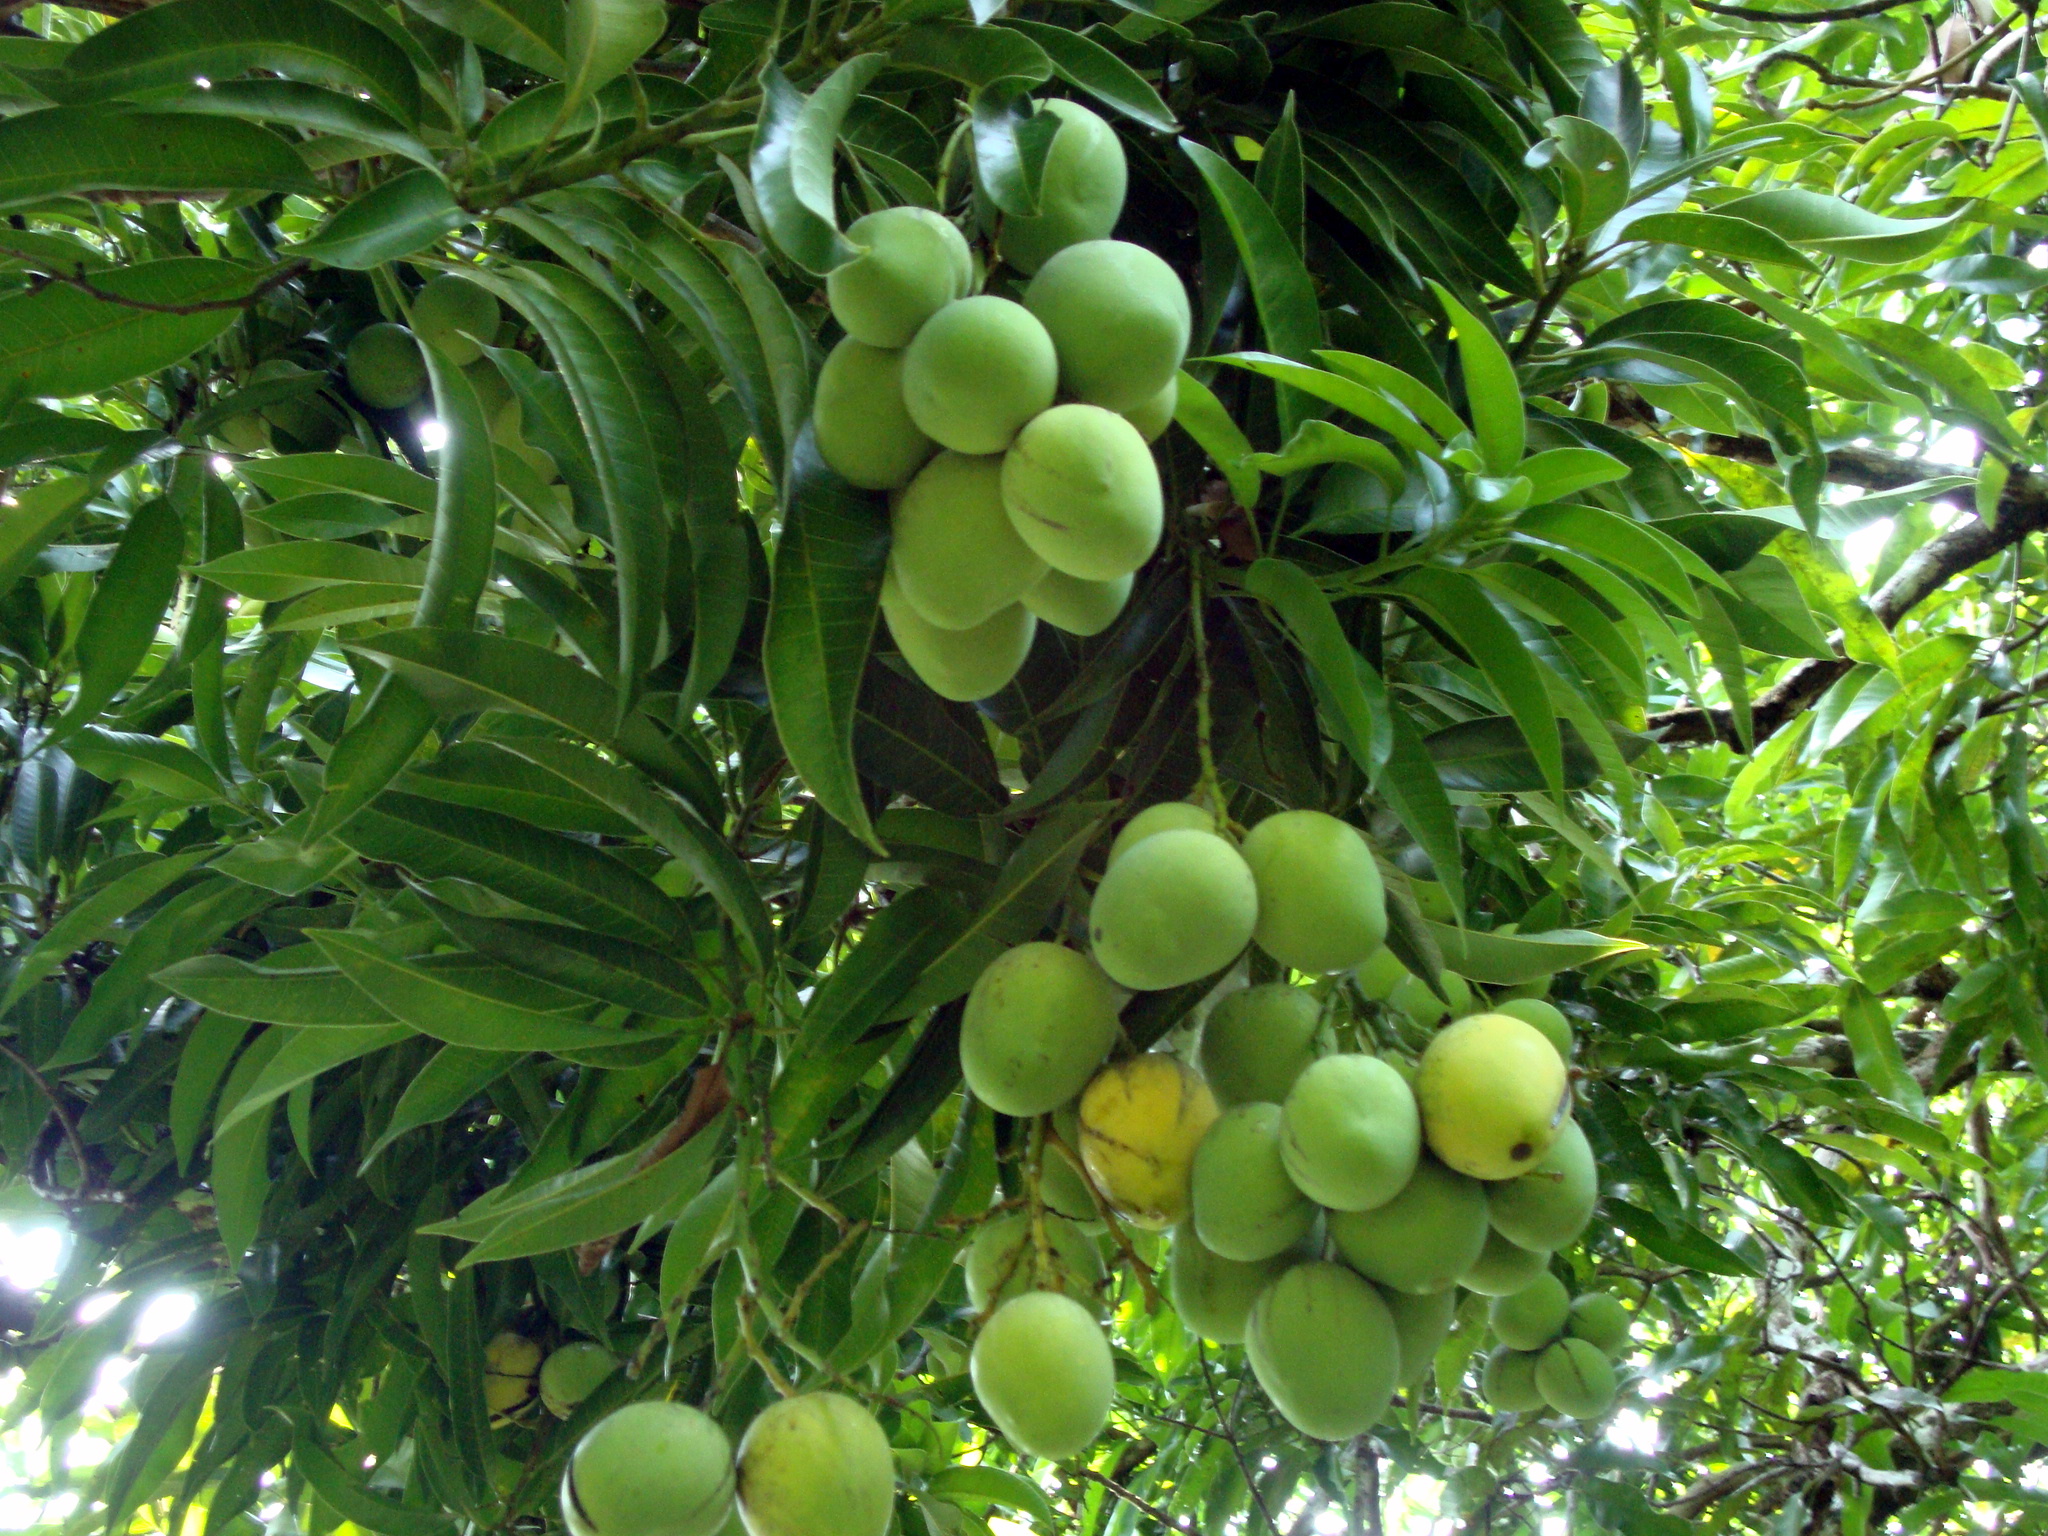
3,252,309,315
1647,441,2048,748
1692,0,1923,19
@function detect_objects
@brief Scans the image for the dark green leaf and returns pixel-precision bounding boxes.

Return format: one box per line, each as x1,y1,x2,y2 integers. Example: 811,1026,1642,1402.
766,425,890,853
0,109,315,207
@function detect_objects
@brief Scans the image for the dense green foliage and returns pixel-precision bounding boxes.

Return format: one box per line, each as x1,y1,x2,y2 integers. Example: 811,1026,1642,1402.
0,0,2044,1532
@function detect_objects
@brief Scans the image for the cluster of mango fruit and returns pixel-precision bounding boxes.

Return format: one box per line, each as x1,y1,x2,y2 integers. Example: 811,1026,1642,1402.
955,799,1632,1458
806,101,1188,702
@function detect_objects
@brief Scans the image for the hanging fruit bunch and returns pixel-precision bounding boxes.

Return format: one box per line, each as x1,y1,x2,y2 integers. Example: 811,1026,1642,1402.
806,100,1186,702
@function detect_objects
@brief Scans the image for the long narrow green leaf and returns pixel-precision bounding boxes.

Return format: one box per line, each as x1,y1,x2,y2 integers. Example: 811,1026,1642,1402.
1398,567,1564,796
765,425,890,854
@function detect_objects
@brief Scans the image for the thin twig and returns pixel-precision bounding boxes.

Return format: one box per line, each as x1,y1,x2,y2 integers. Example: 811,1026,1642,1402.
1073,1468,1197,1533
574,1062,730,1273
0,1038,93,1200
3,253,310,315
1692,0,1925,22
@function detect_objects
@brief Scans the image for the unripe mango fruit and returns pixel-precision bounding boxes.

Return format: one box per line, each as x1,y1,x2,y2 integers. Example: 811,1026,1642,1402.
1107,801,1217,866
1495,997,1572,1062
1023,240,1190,413
1481,1347,1545,1412
1168,1224,1296,1344
1416,1013,1569,1180
1089,828,1257,991
961,942,1120,1117
1567,1291,1631,1356
1246,1261,1400,1441
891,452,1048,630
735,1393,895,1536
1077,1054,1218,1229
563,1401,734,1536
1535,1337,1617,1419
902,296,1058,455
1192,1102,1317,1261
964,1210,1106,1313
998,99,1127,275
1487,1117,1596,1252
813,340,933,490
1462,1228,1549,1297
1023,568,1131,636
881,572,1035,702
346,323,428,410
1387,970,1471,1026
1279,1054,1419,1212
1123,377,1178,443
827,206,972,347
1001,404,1163,581
971,1291,1114,1460
1489,1272,1569,1350
1241,811,1387,974
1329,1158,1488,1295
1383,1285,1458,1388
483,1331,542,1417
1353,947,1411,1002
1199,983,1320,1106
540,1341,617,1418
412,275,500,367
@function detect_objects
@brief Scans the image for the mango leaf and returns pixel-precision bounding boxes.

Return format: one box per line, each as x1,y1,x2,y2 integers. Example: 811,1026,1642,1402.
240,453,436,510
486,736,772,970
1182,141,1323,438
194,542,426,601
770,888,970,1161
1715,187,1961,265
1427,281,1523,473
0,259,258,409
999,21,1174,131
56,0,420,121
562,0,666,111
397,0,564,75
45,499,184,742
1172,371,1261,510
343,629,717,812
1425,924,1646,982
1606,1199,1760,1276
65,730,226,802
766,426,890,853
1616,210,1817,271
1839,982,1927,1117
0,476,94,591
1399,567,1563,794
423,900,706,1019
894,802,1103,1017
1244,557,1392,775
890,23,1052,94
425,1117,723,1266
210,1031,285,1260
158,954,395,1025
362,1046,515,1167
296,167,465,269
0,849,212,1012
337,792,687,946
1210,353,1435,454
750,59,885,273
0,108,315,206
309,931,674,1054
925,1467,1060,1529
47,878,273,1068
1424,715,1601,793
215,1025,411,1136
1313,349,1465,441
